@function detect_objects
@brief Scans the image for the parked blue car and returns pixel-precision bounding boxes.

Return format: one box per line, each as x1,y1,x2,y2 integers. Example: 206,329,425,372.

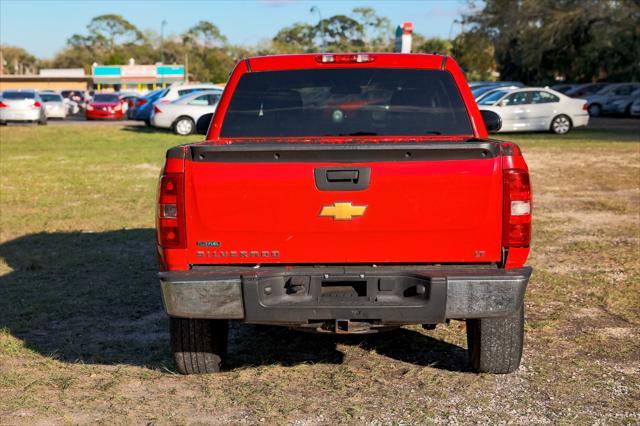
131,88,169,125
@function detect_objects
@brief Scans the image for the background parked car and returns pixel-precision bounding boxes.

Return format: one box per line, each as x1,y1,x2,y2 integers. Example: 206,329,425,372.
0,90,47,125
150,89,222,135
471,81,525,99
38,91,67,119
118,92,141,117
550,83,579,94
564,82,610,99
60,90,86,113
85,93,125,120
475,85,522,102
155,83,221,104
478,87,588,134
630,96,640,117
594,85,640,115
131,88,169,126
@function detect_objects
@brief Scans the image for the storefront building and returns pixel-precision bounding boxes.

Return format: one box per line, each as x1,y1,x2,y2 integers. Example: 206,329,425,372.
92,64,185,92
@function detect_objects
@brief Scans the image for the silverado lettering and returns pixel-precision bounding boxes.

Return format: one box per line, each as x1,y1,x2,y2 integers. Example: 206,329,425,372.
156,53,533,375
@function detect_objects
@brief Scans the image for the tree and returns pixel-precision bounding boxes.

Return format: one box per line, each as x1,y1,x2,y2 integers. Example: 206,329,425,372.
466,0,640,83
415,37,453,55
87,14,143,52
183,21,227,49
319,15,366,51
452,31,496,81
351,7,393,51
272,23,316,53
0,45,38,74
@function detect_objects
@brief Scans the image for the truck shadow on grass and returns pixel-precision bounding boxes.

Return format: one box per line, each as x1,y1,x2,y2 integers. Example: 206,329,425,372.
0,229,469,372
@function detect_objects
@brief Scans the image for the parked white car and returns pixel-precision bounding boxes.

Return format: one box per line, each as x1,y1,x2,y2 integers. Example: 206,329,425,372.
151,90,222,135
585,83,640,117
0,90,47,125
156,83,221,104
477,87,588,134
39,92,67,119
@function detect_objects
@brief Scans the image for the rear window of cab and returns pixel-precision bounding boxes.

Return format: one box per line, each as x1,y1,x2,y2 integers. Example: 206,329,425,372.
220,68,472,138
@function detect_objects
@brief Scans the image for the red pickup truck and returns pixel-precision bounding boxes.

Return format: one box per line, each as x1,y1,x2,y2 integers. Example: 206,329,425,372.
157,53,532,375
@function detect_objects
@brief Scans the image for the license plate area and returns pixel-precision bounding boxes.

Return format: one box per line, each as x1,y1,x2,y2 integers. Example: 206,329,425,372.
321,280,367,298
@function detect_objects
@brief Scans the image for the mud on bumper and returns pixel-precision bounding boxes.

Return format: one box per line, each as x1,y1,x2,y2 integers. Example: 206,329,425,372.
160,265,531,328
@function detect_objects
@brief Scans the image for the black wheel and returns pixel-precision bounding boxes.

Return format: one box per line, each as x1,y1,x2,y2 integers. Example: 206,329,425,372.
550,114,572,134
173,116,195,136
170,317,228,374
588,103,602,117
0,121,7,126
466,304,524,374
144,119,151,127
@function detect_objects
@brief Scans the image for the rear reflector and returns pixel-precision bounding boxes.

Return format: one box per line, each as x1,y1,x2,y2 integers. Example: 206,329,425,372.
503,169,532,247
315,54,375,64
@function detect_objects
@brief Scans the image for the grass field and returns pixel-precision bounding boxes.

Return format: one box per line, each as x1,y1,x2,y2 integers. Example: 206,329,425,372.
1,121,639,424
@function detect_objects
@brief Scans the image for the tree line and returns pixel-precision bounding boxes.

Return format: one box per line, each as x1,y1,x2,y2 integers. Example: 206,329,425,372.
1,2,637,84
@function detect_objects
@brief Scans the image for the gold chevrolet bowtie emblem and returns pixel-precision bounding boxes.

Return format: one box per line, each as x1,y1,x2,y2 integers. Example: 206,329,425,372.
320,202,367,220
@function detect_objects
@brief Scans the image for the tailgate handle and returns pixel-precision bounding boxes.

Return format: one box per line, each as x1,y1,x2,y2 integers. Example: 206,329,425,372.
315,167,371,191
326,170,359,182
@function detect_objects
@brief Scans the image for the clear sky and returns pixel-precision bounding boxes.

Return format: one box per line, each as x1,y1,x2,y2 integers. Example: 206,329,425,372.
0,0,469,59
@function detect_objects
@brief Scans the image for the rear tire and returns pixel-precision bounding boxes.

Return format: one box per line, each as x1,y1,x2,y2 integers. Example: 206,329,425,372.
170,317,228,374
173,116,195,136
466,304,524,374
550,114,571,134
588,103,602,117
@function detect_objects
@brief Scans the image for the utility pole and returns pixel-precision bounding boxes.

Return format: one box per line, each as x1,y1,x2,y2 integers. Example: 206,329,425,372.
310,5,326,51
160,19,168,64
184,52,189,83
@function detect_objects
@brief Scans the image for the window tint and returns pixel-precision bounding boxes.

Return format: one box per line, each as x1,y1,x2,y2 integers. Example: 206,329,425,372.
93,94,120,103
178,88,212,96
3,91,35,100
531,91,559,104
504,92,531,106
189,95,210,106
477,90,508,105
40,93,63,102
221,69,472,137
613,86,633,96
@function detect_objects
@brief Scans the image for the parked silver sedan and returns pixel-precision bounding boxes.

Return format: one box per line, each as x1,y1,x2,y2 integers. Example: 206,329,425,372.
39,92,68,119
150,89,222,135
0,90,47,125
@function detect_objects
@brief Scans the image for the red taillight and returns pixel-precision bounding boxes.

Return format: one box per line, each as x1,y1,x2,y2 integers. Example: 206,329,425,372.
0,102,7,108
582,103,588,111
154,105,162,114
137,99,147,106
315,54,375,64
503,169,532,247
33,101,41,108
157,173,185,248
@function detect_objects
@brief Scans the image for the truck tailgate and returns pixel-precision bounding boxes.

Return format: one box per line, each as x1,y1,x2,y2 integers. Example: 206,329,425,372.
184,143,503,265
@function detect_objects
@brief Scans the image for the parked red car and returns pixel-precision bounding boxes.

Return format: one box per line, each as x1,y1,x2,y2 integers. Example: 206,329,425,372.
85,93,125,120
